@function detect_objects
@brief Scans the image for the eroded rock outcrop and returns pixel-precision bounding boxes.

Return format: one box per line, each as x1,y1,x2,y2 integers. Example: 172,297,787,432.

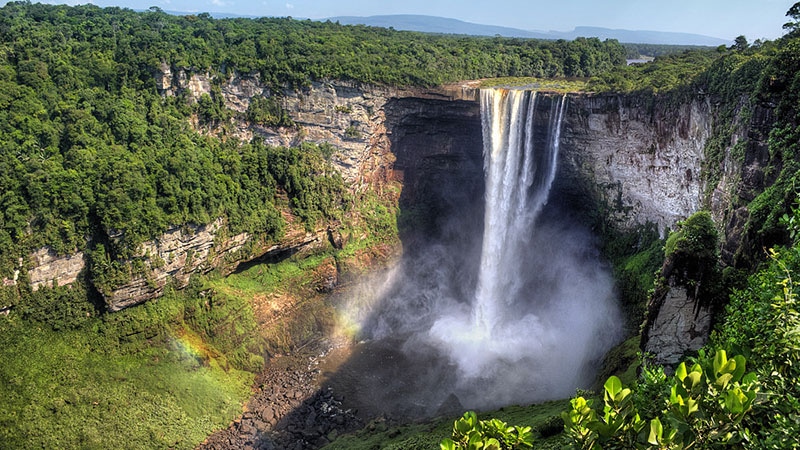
105,219,330,311
640,211,722,366
28,248,85,290
643,285,713,366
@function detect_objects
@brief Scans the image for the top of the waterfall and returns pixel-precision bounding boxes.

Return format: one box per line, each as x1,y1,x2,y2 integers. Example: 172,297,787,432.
477,77,588,93
403,77,586,102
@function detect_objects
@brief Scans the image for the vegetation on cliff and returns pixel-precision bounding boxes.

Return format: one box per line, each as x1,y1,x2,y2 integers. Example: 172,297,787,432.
588,11,800,268
710,204,800,448
0,1,627,291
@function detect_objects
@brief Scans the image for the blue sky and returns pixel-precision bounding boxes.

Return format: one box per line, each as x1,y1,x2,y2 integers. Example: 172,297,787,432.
12,0,797,40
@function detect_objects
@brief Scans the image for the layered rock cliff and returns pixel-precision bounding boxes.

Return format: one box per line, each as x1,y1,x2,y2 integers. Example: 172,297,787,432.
22,71,769,324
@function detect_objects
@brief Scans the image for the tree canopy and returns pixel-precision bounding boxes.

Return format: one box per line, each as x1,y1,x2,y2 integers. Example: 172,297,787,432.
0,1,631,286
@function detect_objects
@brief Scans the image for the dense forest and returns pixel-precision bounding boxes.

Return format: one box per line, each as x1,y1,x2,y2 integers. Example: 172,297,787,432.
0,1,627,286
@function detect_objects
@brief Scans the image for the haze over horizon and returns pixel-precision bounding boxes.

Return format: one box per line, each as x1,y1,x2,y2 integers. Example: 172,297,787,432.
9,0,795,42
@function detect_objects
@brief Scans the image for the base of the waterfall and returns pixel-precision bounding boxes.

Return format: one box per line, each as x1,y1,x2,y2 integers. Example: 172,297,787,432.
428,312,552,379
424,309,598,408
312,322,595,422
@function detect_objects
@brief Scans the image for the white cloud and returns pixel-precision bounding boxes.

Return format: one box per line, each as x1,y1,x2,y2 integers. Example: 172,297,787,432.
286,3,294,9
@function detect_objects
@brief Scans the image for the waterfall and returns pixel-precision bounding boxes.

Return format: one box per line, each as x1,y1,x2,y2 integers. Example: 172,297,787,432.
349,86,621,411
473,88,567,333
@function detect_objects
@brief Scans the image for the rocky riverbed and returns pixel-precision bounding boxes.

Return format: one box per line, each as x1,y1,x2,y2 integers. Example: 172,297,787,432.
198,338,364,450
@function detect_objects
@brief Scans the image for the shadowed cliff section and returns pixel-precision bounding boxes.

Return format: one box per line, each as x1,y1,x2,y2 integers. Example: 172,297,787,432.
385,97,484,252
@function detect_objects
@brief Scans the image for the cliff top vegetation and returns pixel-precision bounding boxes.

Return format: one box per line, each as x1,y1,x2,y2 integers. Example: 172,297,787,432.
479,77,589,93
0,1,629,274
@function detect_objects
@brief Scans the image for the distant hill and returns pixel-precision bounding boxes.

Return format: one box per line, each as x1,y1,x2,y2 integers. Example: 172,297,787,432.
326,14,730,46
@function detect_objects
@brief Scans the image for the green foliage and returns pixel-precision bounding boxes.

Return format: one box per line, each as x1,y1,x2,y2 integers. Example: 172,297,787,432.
0,278,261,449
600,224,664,329
621,43,717,59
633,360,670,421
265,141,350,228
323,402,570,450
441,411,534,450
588,49,720,94
780,202,800,242
735,34,800,256
711,242,800,448
15,282,97,331
593,337,644,389
208,246,341,354
658,211,724,310
596,218,664,332
783,2,800,36
664,211,718,261
344,125,361,139
87,243,131,296
479,77,588,93
563,349,758,449
246,95,294,127
196,86,233,126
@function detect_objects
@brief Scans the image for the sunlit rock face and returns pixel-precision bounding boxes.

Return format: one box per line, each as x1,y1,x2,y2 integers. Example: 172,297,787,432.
556,93,711,235
28,248,85,290
104,221,330,311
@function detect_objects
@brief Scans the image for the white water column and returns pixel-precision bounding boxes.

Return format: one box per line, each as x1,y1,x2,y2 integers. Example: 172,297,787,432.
473,88,567,333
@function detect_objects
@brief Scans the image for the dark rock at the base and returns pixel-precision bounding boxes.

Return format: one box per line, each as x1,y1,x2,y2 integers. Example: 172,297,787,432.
435,392,464,417
199,341,363,450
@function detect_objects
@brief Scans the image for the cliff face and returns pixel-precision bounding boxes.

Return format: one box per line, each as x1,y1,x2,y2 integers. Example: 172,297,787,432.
22,74,765,318
707,102,776,267
104,219,329,312
22,74,480,310
557,94,711,235
643,285,713,366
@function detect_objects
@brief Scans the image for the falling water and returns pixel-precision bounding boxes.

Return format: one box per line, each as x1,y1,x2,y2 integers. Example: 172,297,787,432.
341,87,621,414
473,88,567,333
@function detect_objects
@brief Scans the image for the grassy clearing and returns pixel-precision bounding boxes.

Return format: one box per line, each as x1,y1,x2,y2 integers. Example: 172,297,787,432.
479,77,589,93
0,295,255,449
209,248,339,354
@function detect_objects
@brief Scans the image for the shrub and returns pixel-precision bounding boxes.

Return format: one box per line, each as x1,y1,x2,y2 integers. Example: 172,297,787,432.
712,241,800,448
562,349,758,449
441,411,534,450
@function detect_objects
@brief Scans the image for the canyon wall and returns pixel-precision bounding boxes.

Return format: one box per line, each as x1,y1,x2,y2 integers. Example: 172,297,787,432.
558,94,711,235
23,73,763,326
22,75,481,310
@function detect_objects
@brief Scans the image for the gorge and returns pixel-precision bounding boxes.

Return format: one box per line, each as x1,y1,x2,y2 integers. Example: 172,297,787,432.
8,74,749,436
4,5,797,447
318,88,623,422
5,71,764,448
22,74,723,357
